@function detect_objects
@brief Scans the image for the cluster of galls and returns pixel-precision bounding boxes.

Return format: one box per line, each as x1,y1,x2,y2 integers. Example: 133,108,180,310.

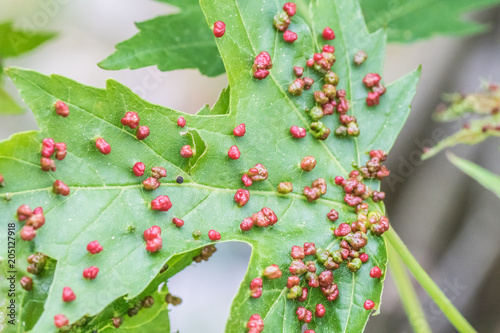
363,73,386,107
335,150,389,207
273,2,298,43
303,178,327,202
193,245,217,263
240,207,278,231
136,163,167,191
144,225,162,253
120,111,150,141
241,163,268,187
19,252,48,291
126,295,155,318
252,51,273,80
40,138,67,172
358,149,390,181
246,314,264,333
17,205,46,241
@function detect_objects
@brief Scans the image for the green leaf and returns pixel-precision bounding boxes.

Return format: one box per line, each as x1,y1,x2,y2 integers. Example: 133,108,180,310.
0,21,55,114
0,84,23,114
98,0,225,77
0,22,55,59
1,0,419,331
360,0,500,43
422,114,500,159
447,153,500,199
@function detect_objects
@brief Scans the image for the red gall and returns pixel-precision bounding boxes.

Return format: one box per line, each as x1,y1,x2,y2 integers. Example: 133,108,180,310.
87,241,103,254
17,204,32,221
143,177,160,191
303,242,316,255
208,229,221,241
315,303,326,317
366,91,380,106
172,217,184,228
362,73,381,88
364,299,375,310
144,226,161,241
95,138,111,155
213,21,226,37
300,156,316,172
322,27,335,40
359,253,369,262
54,314,69,328
151,166,167,179
283,30,297,43
287,276,300,289
42,138,55,157
62,287,76,302
293,66,303,77
121,111,140,129
82,266,99,279
262,264,282,279
297,287,308,302
327,209,339,221
151,195,172,211
136,126,150,140
177,116,186,128
234,189,250,207
132,162,145,177
20,276,33,291
323,44,335,53
240,217,254,231
370,266,382,278
233,123,246,137
290,246,305,259
283,2,296,16
228,145,241,159
247,163,268,181
40,157,56,172
246,314,264,332
54,142,67,160
54,101,69,117
146,237,163,252
241,174,253,187
53,180,70,196
180,145,193,158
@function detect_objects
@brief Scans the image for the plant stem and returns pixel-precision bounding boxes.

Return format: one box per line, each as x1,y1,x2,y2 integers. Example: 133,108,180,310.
385,228,477,333
388,242,432,333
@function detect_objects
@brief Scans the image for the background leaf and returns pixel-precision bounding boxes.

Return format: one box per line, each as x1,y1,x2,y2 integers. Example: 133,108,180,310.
98,0,225,77
447,153,500,199
1,0,419,331
360,0,500,43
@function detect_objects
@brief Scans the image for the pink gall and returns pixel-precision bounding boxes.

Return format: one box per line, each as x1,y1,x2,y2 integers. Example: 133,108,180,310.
322,27,335,40
283,30,297,43
241,174,253,187
143,177,161,191
283,2,296,16
228,145,241,159
240,217,254,231
144,226,161,241
136,126,150,140
54,314,69,328
54,142,67,160
315,303,326,317
262,264,282,279
290,125,306,138
233,123,246,137
151,166,167,179
151,195,172,211
370,266,382,278
54,101,69,117
121,111,140,129
95,138,111,155
303,242,316,255
83,266,99,279
213,21,226,37
362,73,381,88
290,246,305,259
53,180,70,196
62,287,76,302
132,162,145,177
364,300,375,310
177,116,186,128
146,237,163,252
234,189,250,207
180,145,193,158
172,218,184,228
87,241,103,254
20,226,36,241
208,229,221,241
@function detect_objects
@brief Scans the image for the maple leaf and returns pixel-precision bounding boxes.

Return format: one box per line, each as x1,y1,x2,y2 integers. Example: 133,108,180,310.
0,0,419,331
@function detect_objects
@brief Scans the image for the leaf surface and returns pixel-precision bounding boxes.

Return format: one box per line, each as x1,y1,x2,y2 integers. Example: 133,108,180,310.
360,0,500,43
98,0,225,77
1,0,419,331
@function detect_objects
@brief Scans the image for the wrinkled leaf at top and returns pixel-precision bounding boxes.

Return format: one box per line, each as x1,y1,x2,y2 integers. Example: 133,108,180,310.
0,21,55,59
1,0,419,331
98,0,225,77
447,153,500,200
360,0,500,43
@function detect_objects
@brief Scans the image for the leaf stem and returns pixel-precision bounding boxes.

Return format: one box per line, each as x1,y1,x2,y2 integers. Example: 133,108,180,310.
388,242,432,333
385,228,477,333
